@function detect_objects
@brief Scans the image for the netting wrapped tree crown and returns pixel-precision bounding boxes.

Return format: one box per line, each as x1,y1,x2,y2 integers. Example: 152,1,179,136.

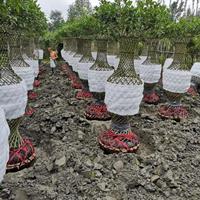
107,37,142,85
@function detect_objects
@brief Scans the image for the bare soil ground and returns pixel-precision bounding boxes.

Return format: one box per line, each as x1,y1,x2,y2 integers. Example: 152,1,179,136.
1,64,200,200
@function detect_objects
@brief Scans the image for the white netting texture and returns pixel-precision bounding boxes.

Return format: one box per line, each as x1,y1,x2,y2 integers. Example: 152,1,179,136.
105,82,144,116
163,69,192,93
88,69,114,92
71,57,81,72
61,50,71,61
78,62,94,80
139,64,162,83
0,108,10,183
33,49,39,59
107,55,119,70
0,80,27,120
134,56,147,75
25,59,39,77
191,62,200,77
163,58,173,70
92,52,97,60
12,65,35,90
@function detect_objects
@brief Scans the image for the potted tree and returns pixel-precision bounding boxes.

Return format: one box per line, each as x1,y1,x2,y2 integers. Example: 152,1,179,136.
158,18,200,119
97,0,144,152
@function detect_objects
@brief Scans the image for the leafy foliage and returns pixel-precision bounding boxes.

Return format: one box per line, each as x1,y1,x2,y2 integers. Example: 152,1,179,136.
67,0,92,21
0,0,47,37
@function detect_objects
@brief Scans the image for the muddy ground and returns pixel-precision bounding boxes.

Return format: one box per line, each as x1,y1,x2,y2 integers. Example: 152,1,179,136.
1,63,200,200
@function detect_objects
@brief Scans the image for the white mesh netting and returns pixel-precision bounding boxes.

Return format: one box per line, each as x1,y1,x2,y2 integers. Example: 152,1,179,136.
139,64,162,83
88,69,114,92
191,62,200,77
11,65,35,90
92,52,97,60
66,52,76,65
78,62,94,80
71,57,81,72
33,49,39,60
0,108,10,183
61,50,71,62
134,56,147,75
163,69,192,93
163,58,173,70
107,55,119,70
0,80,27,120
105,82,144,116
25,59,39,77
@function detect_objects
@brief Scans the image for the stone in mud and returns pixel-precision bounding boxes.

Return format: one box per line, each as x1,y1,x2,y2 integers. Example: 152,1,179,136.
113,160,124,171
55,156,66,167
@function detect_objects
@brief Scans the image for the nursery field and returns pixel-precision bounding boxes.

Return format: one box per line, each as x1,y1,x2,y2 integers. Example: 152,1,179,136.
2,0,200,200
1,63,200,200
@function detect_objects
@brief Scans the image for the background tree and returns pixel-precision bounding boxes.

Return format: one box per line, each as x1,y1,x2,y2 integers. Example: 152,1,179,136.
169,0,185,21
67,0,92,21
49,10,64,31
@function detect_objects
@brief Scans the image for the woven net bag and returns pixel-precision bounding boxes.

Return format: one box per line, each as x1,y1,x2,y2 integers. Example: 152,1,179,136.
78,39,95,81
105,37,144,116
139,40,162,84
88,39,114,93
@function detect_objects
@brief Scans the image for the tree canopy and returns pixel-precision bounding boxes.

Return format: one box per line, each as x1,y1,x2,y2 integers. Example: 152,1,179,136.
43,0,200,53
67,0,93,21
49,10,64,31
0,0,48,37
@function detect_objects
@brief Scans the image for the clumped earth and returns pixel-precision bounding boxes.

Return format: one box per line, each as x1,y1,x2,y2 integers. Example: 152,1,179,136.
1,64,200,200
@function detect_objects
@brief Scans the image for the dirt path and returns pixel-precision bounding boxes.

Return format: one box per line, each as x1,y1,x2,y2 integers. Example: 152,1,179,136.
1,64,200,200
